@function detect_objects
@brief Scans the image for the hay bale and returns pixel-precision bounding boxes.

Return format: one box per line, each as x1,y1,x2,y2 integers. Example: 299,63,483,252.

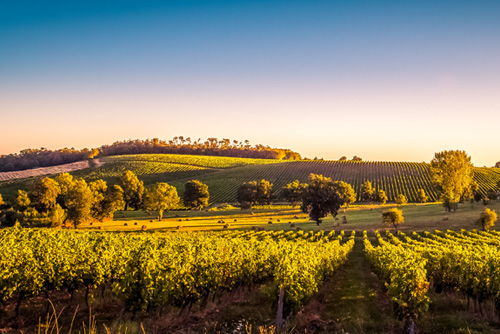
290,223,295,227
442,216,449,221
134,222,138,225
268,221,273,224
223,224,229,229
142,225,147,231
124,223,128,226
234,219,237,222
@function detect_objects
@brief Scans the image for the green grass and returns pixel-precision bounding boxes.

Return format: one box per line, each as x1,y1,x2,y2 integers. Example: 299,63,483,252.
82,200,500,234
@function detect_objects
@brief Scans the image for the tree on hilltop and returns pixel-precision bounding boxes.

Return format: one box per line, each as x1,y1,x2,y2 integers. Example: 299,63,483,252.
430,150,474,212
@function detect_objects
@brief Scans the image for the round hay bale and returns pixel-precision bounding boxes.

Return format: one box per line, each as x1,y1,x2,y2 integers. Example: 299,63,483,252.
142,225,147,231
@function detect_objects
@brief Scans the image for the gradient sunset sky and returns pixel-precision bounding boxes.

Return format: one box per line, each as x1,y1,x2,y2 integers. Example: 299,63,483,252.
1,1,499,165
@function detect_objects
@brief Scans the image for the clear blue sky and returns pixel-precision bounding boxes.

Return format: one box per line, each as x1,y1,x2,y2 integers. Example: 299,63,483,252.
1,1,499,165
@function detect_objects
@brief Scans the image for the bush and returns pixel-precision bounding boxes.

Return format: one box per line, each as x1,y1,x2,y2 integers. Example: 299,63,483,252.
395,194,408,205
382,208,404,230
478,208,497,231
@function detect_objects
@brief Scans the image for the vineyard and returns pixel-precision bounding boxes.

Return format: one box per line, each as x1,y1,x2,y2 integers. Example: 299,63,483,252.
0,227,354,329
169,160,500,203
1,154,500,204
364,228,500,332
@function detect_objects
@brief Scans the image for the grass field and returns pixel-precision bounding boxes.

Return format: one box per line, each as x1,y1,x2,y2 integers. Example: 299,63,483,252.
1,153,500,205
81,200,500,234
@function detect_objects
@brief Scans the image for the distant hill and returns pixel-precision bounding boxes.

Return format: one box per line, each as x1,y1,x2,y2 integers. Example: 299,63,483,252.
0,137,300,172
2,153,499,204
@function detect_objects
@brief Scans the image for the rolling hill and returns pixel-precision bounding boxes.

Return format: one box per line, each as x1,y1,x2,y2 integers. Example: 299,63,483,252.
1,154,499,204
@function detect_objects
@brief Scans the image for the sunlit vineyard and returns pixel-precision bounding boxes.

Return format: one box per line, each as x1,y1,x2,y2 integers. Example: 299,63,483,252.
171,160,441,203
0,227,353,319
365,229,500,329
2,154,500,204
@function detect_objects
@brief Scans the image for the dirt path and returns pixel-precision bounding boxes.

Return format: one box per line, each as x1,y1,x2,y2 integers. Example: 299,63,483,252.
0,159,102,182
293,237,398,334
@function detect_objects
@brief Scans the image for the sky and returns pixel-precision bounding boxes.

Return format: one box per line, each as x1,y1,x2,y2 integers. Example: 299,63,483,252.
1,0,499,166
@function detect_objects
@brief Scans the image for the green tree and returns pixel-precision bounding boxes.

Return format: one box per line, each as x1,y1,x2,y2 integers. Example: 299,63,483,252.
144,183,179,220
417,189,428,203
236,181,258,209
54,173,75,208
334,181,357,207
478,208,497,231
16,190,31,211
395,194,408,205
118,170,145,210
282,180,308,207
255,179,275,205
301,174,345,225
65,179,94,228
430,150,474,212
183,180,210,210
29,177,60,212
89,179,122,221
361,180,374,202
382,208,405,231
377,189,388,204
48,204,67,228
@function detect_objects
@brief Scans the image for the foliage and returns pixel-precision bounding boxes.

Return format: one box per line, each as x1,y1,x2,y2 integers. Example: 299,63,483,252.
382,208,405,230
334,181,357,206
0,228,352,318
236,179,275,208
361,180,374,202
364,231,429,329
301,174,348,224
417,189,428,203
395,194,408,205
29,177,60,211
64,178,94,228
430,150,474,210
16,190,30,211
282,180,308,207
478,208,497,231
183,180,210,210
144,183,180,219
118,170,144,210
376,189,388,204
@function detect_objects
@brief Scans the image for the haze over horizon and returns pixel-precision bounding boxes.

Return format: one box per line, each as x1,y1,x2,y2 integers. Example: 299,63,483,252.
1,1,499,166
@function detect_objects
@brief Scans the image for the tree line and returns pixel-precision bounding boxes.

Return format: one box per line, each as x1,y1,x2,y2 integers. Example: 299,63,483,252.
0,137,301,172
0,170,210,228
